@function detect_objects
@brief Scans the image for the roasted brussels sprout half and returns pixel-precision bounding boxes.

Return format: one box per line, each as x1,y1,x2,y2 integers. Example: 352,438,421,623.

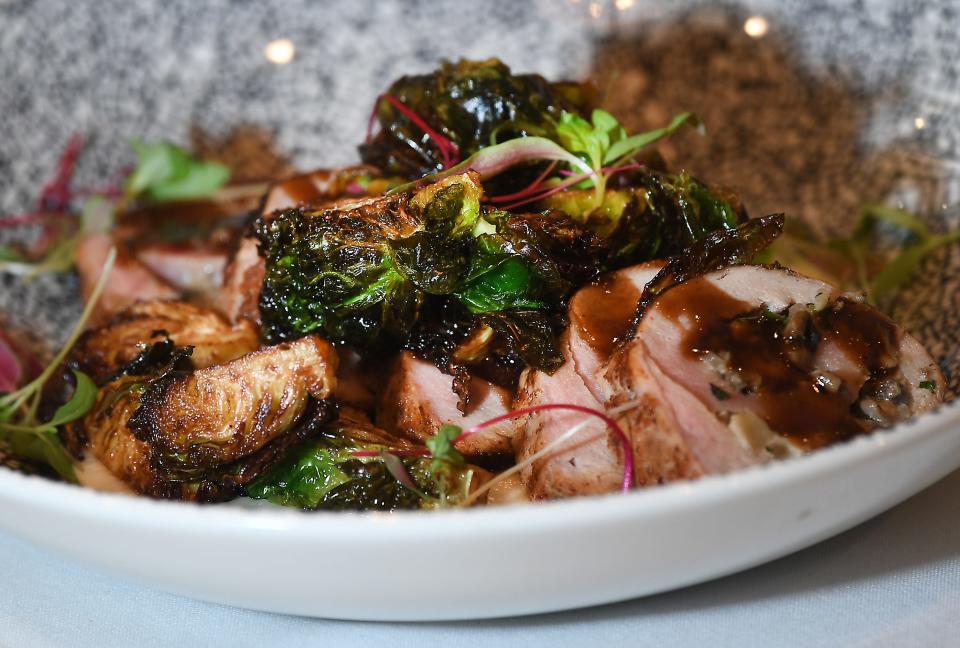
360,57,592,178
247,410,478,511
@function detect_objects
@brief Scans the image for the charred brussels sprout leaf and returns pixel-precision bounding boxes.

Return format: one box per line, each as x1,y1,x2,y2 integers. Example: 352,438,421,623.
456,209,606,314
247,415,460,511
538,170,744,269
456,256,546,313
635,213,784,322
257,172,602,378
245,444,353,509
257,174,483,347
480,309,566,374
360,58,592,178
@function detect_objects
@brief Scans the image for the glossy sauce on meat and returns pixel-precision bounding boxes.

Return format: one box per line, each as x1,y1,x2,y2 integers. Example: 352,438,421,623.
277,175,328,205
573,273,642,357
657,281,901,449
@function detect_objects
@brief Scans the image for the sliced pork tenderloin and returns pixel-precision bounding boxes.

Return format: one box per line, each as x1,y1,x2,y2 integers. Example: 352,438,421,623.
217,235,265,325
75,233,179,327
515,262,663,499
607,264,945,481
376,351,515,458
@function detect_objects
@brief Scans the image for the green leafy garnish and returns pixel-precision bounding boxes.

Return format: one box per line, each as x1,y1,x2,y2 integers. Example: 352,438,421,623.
247,445,352,509
0,248,116,481
554,109,701,207
422,423,473,508
426,424,467,476
919,380,937,392
604,112,701,165
760,204,960,304
125,140,230,202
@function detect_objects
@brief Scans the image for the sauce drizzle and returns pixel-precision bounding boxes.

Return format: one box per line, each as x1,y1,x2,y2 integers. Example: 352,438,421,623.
657,280,901,450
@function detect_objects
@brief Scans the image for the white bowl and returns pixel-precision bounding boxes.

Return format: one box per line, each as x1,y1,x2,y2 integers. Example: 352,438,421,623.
0,400,957,621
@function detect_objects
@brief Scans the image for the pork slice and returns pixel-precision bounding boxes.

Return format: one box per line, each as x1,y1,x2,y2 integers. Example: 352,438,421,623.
136,244,228,294
628,265,944,459
514,337,621,498
514,262,663,499
603,337,757,483
567,262,665,399
217,236,264,324
376,351,514,457
333,346,378,411
75,233,179,327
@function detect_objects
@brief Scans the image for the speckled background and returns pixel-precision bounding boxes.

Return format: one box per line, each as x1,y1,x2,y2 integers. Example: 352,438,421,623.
1,0,958,391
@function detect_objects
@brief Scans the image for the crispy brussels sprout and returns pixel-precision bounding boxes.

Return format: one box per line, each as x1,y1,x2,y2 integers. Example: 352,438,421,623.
247,411,477,511
360,58,592,178
256,173,606,378
68,335,339,501
256,173,484,347
634,213,785,322
539,170,745,269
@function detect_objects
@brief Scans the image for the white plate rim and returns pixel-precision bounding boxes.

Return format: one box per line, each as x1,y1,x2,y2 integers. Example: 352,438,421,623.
1,398,957,539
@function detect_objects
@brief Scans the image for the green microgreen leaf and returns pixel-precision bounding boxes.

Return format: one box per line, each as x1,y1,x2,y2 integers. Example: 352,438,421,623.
46,370,97,427
603,111,702,165
426,423,467,477
870,230,960,300
125,140,230,202
857,203,930,240
919,380,937,392
0,248,115,483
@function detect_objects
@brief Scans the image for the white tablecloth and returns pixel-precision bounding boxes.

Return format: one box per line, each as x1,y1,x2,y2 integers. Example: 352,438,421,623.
1,470,959,648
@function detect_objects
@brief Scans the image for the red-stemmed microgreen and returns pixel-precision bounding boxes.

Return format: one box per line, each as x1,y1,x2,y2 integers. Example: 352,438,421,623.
485,161,558,204
352,400,638,507
386,109,698,216
459,399,641,506
368,94,461,169
36,133,84,213
386,135,599,197
0,247,116,481
0,137,241,278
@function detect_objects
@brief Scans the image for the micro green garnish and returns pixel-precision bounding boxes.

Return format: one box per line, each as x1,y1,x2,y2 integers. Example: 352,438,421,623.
0,137,235,277
379,450,430,499
387,136,597,196
0,247,116,481
124,140,230,202
919,380,937,392
554,109,701,208
388,109,700,216
758,203,960,304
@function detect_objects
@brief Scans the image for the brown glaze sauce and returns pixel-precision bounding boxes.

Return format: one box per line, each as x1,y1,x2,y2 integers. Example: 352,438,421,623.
278,174,327,206
660,281,900,450
573,273,642,357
